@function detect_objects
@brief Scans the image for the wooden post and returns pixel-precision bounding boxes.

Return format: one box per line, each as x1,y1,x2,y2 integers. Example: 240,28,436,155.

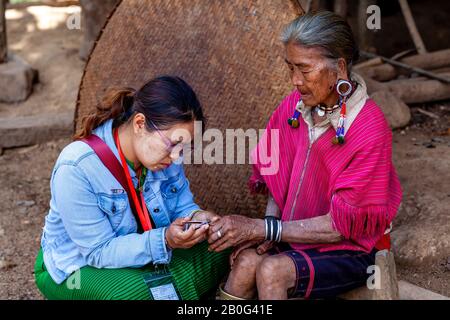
289,0,305,16
339,250,400,300
296,0,319,14
401,49,450,70
334,0,348,19
398,0,427,54
0,0,7,63
357,0,376,52
361,50,450,84
308,0,320,13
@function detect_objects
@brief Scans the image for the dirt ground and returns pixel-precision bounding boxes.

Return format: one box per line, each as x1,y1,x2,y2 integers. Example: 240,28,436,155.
0,5,449,300
0,4,84,119
391,105,450,298
0,5,83,299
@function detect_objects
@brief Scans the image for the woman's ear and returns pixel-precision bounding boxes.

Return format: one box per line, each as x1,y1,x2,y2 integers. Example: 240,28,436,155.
337,58,348,79
132,113,146,134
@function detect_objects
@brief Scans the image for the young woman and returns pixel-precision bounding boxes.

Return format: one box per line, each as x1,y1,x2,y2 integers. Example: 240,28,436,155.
34,76,230,300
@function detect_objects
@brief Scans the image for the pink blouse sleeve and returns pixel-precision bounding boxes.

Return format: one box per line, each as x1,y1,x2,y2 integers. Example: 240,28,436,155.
330,134,401,242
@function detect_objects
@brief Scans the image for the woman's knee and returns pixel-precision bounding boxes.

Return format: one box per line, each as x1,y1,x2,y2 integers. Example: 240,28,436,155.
256,255,295,287
232,248,264,275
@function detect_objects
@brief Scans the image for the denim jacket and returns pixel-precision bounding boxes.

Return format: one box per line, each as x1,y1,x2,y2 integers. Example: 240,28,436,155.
40,119,200,284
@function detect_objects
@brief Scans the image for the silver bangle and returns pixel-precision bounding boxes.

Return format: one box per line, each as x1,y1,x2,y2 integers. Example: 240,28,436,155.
265,216,282,242
277,220,283,242
273,220,280,242
269,219,273,241
265,217,274,241
265,219,269,241
273,219,277,242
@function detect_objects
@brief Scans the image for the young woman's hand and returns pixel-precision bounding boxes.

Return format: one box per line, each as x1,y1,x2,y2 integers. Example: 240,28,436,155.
165,216,209,249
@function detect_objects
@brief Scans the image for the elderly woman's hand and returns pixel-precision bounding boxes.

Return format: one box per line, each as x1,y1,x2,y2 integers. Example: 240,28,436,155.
191,210,220,224
207,215,265,252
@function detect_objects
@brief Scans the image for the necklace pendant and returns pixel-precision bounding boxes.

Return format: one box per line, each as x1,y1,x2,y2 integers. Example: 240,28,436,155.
317,108,325,117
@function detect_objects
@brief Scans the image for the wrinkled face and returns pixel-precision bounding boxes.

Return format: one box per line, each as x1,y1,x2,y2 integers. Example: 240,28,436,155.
132,116,195,171
285,42,343,107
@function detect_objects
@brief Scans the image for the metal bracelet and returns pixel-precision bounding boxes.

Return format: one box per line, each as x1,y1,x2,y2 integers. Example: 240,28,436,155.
274,219,279,243
269,218,275,242
265,216,281,242
276,220,283,242
264,218,269,241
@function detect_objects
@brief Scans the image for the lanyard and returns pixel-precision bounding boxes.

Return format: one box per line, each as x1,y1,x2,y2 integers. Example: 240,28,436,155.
114,128,152,231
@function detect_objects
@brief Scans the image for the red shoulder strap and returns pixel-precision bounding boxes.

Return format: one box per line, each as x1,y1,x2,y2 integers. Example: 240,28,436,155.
80,134,143,233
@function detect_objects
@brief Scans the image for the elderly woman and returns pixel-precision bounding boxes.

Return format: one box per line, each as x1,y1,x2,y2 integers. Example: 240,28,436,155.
208,11,402,300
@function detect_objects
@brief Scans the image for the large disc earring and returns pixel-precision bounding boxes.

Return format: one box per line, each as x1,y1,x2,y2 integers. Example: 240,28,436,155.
336,79,352,98
332,79,353,145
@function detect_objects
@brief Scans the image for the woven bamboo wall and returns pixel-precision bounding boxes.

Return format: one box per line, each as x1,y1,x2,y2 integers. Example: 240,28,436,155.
74,0,298,217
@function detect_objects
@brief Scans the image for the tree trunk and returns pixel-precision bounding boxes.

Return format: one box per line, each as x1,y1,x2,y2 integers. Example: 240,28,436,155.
398,0,427,54
401,49,450,71
386,76,450,104
79,0,120,61
0,0,7,63
334,0,347,19
356,49,450,82
357,0,376,52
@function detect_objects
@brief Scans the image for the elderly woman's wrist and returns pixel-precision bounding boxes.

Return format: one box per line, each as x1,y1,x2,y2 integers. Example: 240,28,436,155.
251,219,266,242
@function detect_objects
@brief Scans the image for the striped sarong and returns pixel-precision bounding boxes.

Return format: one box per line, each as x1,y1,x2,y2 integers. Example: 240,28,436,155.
34,241,231,300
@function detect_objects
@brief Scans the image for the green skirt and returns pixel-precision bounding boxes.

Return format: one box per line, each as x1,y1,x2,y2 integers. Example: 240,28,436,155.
34,241,231,300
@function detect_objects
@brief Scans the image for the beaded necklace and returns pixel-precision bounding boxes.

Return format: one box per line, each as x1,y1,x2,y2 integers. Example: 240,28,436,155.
288,79,356,145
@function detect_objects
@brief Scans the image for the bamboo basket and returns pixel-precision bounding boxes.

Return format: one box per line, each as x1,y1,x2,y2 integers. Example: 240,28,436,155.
74,0,299,217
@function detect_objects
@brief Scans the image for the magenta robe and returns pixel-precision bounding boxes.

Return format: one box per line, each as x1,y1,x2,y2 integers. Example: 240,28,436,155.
249,90,402,253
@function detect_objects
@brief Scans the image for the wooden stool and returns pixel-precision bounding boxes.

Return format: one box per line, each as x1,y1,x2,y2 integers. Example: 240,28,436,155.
217,249,400,300
339,249,399,300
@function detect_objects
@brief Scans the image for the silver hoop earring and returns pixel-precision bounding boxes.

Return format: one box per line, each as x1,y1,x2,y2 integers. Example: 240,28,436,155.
336,79,353,97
